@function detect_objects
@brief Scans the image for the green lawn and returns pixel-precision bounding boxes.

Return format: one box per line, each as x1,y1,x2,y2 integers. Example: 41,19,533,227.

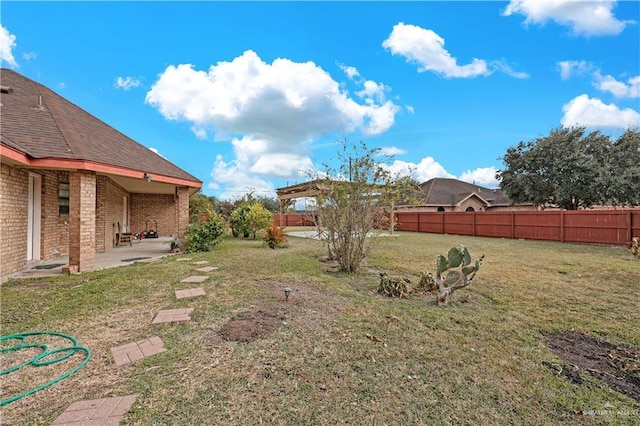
1,232,639,425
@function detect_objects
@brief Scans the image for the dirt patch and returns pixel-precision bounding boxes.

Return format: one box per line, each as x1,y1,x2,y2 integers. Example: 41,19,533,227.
217,280,346,343
220,306,284,342
544,331,640,401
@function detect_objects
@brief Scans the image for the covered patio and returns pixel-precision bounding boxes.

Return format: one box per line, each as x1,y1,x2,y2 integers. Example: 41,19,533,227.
3,237,176,281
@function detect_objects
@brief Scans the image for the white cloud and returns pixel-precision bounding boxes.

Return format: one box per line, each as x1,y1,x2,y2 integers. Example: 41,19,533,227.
491,61,530,79
339,64,360,80
209,154,278,200
503,0,631,36
382,23,490,78
22,51,37,61
57,82,66,89
0,25,18,68
561,94,640,129
406,105,415,114
593,72,640,98
557,60,594,79
114,76,141,90
148,147,166,159
459,167,500,188
377,146,406,157
382,23,527,79
382,157,455,182
146,50,400,198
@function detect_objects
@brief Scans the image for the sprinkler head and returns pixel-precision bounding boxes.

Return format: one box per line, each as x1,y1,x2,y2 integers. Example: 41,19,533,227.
283,287,292,302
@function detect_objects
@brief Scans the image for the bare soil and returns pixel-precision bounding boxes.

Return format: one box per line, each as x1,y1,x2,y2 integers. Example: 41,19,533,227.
544,331,640,402
217,279,345,343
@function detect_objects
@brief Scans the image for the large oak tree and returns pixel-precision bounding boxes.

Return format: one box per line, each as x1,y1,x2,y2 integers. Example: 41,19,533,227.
497,127,639,209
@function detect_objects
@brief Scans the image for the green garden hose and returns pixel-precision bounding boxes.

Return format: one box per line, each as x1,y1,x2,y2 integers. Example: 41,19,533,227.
0,331,91,406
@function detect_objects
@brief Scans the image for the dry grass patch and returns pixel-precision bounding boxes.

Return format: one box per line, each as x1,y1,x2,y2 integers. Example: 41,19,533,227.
1,233,639,424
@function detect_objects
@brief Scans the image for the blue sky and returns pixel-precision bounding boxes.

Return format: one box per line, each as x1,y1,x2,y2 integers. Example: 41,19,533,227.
2,1,639,201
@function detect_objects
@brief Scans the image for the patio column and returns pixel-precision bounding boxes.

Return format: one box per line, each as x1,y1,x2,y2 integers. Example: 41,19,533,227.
176,186,189,237
68,171,96,272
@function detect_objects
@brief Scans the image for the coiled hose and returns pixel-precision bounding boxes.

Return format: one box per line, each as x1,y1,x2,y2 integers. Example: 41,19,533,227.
0,331,91,406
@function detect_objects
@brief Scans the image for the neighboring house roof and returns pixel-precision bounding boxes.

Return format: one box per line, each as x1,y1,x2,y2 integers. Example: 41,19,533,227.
418,178,512,207
0,68,201,188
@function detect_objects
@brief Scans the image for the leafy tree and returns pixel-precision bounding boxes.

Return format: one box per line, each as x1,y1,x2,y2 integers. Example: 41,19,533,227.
229,200,273,239
497,127,617,209
311,139,401,273
253,195,281,213
604,130,640,206
189,191,214,223
244,202,273,239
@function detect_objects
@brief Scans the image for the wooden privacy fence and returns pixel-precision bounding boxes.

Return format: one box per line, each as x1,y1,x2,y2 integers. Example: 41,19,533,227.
394,210,640,246
274,210,640,246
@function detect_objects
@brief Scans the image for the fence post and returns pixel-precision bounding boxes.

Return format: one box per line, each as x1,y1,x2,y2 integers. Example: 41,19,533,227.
472,211,476,237
511,211,515,240
627,211,632,243
560,211,565,243
441,212,445,234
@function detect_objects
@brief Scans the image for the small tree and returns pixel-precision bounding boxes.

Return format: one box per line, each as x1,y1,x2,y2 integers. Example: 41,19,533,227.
311,139,394,273
230,200,272,239
245,202,273,239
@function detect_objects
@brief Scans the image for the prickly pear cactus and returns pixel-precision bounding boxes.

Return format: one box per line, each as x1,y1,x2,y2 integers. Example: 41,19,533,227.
434,245,484,305
378,273,412,298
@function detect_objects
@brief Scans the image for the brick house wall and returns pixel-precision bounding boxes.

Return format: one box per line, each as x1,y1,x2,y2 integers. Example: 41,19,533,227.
102,178,129,249
0,163,29,275
130,193,180,237
40,170,70,258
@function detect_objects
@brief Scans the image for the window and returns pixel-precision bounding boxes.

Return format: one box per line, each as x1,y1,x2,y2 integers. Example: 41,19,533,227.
465,206,475,212
59,182,69,215
437,206,445,212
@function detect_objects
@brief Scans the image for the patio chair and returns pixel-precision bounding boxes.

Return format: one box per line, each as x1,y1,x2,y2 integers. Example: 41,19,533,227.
117,222,133,247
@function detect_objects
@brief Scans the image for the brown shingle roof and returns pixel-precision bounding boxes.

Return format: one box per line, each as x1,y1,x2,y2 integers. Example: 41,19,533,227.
0,68,200,185
420,178,511,207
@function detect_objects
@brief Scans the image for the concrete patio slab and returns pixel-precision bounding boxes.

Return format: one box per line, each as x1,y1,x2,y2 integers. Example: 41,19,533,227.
152,308,194,324
175,287,206,299
111,336,167,366
5,237,174,282
181,275,208,283
196,266,218,273
51,394,138,425
193,260,209,265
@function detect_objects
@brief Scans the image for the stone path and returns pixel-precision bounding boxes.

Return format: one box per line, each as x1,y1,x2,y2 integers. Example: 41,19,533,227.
175,287,205,299
152,308,194,324
111,336,167,366
51,394,138,425
55,260,220,423
181,275,208,283
196,266,218,273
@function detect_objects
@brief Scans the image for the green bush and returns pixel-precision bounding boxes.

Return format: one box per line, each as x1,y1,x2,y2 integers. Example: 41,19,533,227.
185,213,227,252
230,201,272,239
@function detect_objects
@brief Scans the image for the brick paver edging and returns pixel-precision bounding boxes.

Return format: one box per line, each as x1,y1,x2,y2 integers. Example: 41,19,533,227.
180,275,208,283
51,394,138,425
175,288,205,299
111,336,167,366
152,308,194,324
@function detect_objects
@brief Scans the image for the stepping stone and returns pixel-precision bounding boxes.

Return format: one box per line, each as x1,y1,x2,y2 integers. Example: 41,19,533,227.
152,308,194,324
51,394,138,425
111,336,167,366
193,260,209,265
175,287,206,299
196,266,218,273
181,275,208,283
176,258,192,261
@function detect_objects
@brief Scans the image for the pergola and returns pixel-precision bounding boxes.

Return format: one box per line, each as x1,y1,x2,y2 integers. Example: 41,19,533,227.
275,179,329,227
